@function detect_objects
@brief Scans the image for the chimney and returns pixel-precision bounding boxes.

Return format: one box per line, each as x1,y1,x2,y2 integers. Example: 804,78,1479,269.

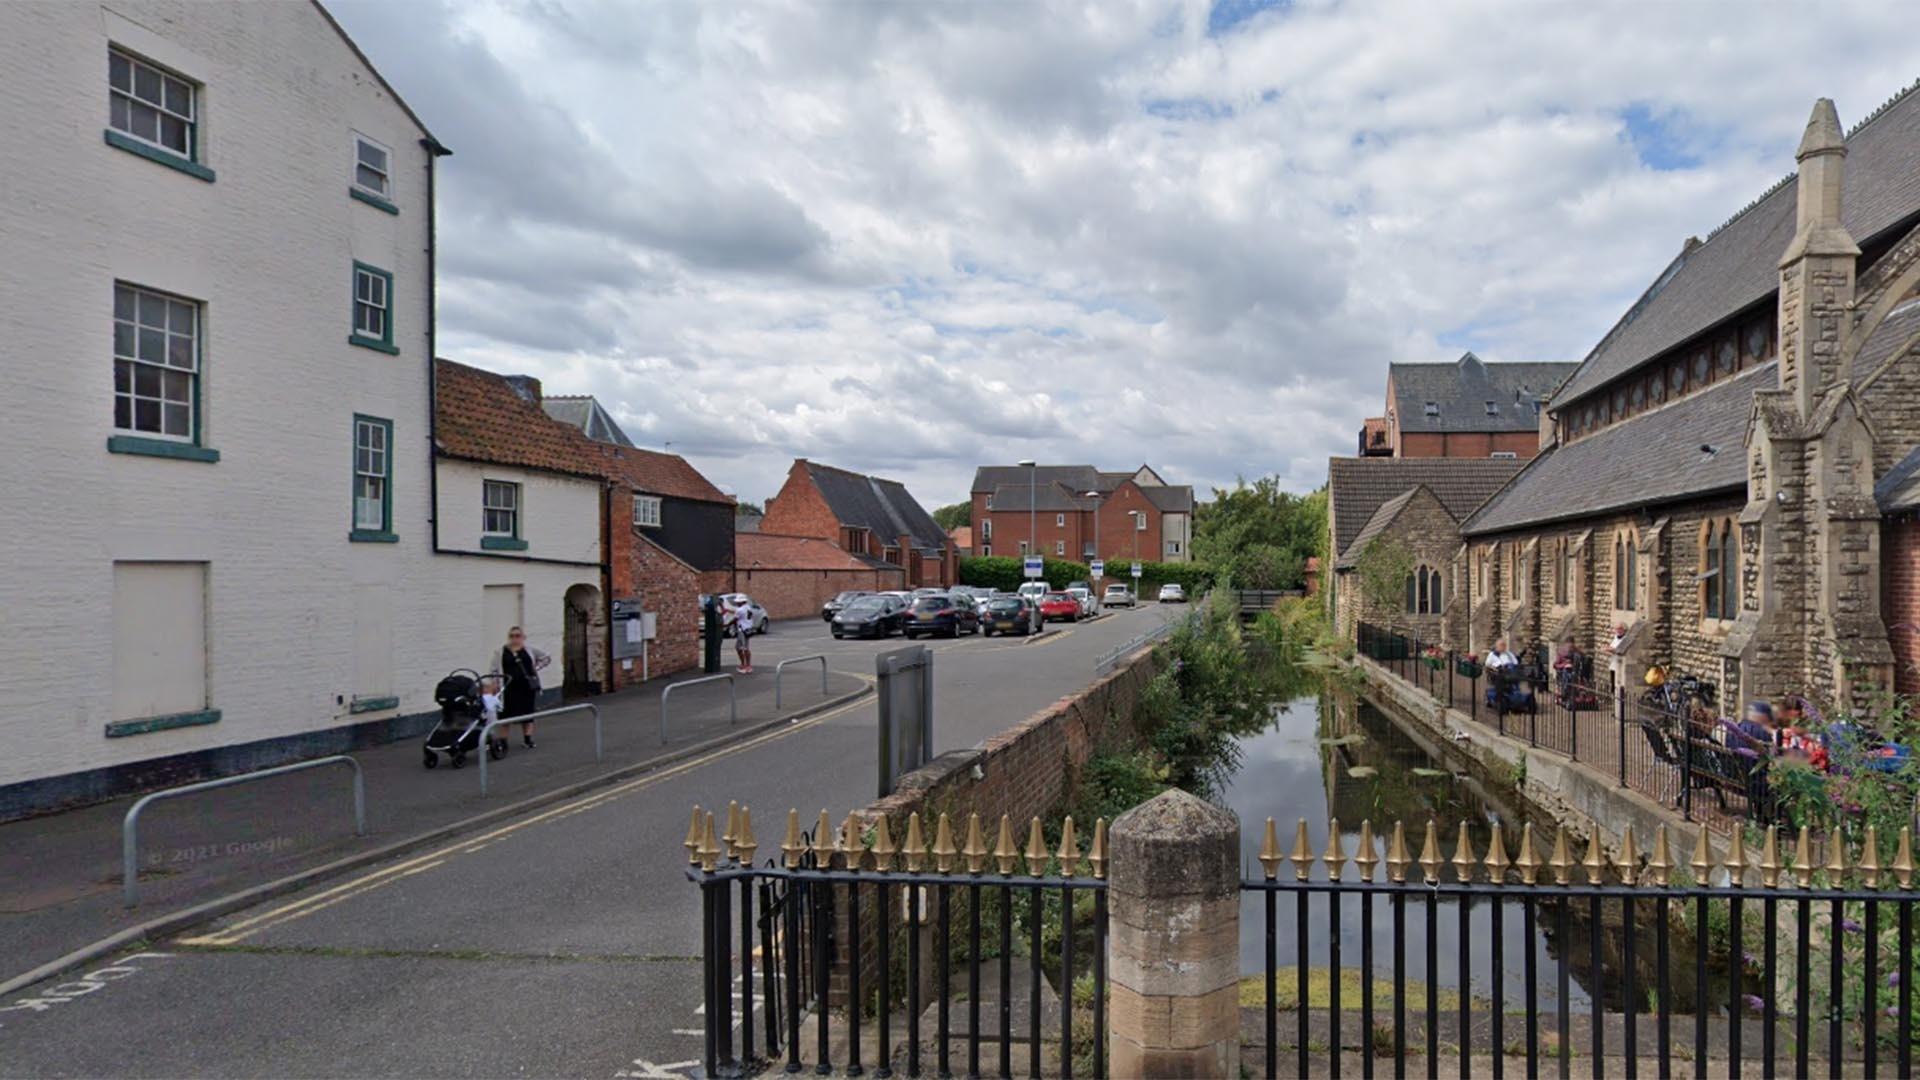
1778,97,1861,416
503,374,543,403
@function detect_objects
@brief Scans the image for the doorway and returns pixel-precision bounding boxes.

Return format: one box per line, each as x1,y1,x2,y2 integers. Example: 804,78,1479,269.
563,583,603,698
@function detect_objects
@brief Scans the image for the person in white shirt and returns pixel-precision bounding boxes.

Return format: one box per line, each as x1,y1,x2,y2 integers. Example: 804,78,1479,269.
730,601,755,674
1485,638,1520,675
478,676,505,755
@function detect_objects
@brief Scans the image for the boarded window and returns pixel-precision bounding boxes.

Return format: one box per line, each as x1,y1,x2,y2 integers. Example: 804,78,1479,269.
112,561,208,721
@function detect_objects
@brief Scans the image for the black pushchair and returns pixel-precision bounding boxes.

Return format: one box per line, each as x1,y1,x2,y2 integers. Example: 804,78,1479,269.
423,669,503,769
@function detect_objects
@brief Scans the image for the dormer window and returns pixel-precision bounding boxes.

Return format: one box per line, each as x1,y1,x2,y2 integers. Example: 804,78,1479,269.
1484,401,1498,415
1423,401,1439,416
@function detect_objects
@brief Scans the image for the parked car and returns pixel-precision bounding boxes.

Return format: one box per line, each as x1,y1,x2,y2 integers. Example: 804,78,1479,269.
832,594,907,639
982,596,1040,636
911,587,947,599
821,589,872,622
1017,581,1050,604
719,593,769,634
1103,582,1135,607
1065,584,1096,616
1158,583,1187,603
1038,591,1082,623
903,594,980,639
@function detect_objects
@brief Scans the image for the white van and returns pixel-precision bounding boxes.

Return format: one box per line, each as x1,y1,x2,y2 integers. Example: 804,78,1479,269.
1016,581,1049,603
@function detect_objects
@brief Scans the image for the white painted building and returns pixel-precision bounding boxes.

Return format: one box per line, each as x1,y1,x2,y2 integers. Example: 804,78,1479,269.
0,2,604,815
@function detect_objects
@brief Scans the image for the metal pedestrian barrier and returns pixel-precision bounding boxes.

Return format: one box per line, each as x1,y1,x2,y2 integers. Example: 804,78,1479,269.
123,755,365,905
477,701,602,796
659,673,736,745
773,654,828,711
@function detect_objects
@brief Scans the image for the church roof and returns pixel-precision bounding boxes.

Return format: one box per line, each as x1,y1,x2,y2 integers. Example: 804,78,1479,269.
1553,81,1920,410
1391,354,1575,434
1463,363,1769,535
1877,446,1920,514
1335,488,1435,569
1327,457,1523,558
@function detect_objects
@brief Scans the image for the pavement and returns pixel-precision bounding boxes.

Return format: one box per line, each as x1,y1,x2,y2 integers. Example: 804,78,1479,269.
0,602,1183,1078
0,639,867,992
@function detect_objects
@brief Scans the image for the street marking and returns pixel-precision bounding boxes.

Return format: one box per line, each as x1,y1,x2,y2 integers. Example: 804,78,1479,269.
614,1059,699,1078
186,687,875,945
0,953,172,1028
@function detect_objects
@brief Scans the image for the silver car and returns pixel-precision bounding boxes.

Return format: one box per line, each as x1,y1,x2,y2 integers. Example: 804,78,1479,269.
1102,582,1135,607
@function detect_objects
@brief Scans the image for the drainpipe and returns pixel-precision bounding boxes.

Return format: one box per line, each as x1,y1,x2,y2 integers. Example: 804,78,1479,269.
421,135,452,552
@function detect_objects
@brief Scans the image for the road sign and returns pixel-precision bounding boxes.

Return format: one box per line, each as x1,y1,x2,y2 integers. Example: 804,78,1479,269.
1023,555,1044,579
1130,562,1143,579
1090,559,1104,580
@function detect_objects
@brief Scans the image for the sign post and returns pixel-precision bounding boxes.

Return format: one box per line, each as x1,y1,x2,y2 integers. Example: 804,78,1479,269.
1130,562,1142,599
1023,555,1044,580
1090,559,1105,580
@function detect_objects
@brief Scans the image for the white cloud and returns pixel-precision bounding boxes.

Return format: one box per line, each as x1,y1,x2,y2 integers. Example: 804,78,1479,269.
329,0,1916,505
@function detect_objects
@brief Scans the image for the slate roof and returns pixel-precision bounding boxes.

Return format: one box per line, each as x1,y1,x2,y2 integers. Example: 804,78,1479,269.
1553,82,1920,408
1334,488,1425,569
434,358,730,503
1462,363,1771,535
542,395,636,448
803,461,948,550
738,532,875,571
1391,354,1576,434
988,483,1097,513
1327,457,1524,558
1140,485,1196,513
1877,446,1920,514
972,464,1105,495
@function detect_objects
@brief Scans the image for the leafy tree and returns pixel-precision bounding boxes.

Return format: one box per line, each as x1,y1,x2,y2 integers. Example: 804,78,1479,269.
734,499,764,517
1353,536,1416,622
931,501,972,530
1192,477,1326,588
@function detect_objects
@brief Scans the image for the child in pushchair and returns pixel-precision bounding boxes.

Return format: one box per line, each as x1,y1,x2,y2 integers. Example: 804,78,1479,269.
423,669,507,769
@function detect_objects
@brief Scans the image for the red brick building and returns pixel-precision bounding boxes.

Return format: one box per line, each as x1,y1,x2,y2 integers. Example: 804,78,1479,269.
760,460,956,587
969,464,1194,564
1358,352,1574,460
736,533,908,620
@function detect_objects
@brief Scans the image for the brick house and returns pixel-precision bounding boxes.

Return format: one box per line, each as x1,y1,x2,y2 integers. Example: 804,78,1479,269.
760,459,954,587
542,399,735,691
736,533,908,620
1345,91,1920,713
969,464,1195,563
1358,353,1574,461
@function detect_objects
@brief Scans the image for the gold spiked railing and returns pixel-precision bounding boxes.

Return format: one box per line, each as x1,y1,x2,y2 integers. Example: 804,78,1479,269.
684,804,1109,1079
1246,815,1920,1080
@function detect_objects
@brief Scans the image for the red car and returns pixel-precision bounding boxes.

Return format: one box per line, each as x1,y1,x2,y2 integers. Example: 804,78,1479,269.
1038,591,1081,623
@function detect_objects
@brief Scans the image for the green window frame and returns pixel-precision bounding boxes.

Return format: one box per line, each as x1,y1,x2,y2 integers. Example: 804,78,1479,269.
350,414,396,542
481,479,527,550
349,262,397,354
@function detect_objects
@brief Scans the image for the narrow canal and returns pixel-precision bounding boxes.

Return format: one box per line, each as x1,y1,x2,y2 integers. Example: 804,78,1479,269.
1218,689,1606,1009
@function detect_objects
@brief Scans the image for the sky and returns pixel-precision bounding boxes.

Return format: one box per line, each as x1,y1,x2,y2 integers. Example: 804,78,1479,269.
328,0,1917,510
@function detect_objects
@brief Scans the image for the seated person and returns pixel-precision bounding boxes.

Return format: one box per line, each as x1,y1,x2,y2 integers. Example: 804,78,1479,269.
1485,638,1520,682
1728,701,1777,754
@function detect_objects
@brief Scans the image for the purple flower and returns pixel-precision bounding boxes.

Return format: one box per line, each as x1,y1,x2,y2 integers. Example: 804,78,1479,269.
1842,917,1863,934
1743,952,1757,967
1890,972,1903,988
1742,994,1765,1013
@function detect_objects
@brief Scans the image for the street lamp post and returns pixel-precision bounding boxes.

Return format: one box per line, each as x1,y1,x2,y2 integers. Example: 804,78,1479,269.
1082,490,1100,563
1017,459,1037,566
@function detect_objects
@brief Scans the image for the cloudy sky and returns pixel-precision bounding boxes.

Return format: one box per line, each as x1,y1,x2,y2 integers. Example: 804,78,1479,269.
330,0,1915,509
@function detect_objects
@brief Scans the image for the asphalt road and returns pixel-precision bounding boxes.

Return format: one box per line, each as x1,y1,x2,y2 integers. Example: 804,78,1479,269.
0,602,1184,1078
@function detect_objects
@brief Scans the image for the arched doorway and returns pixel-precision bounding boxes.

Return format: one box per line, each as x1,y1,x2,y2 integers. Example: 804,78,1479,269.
563,583,605,698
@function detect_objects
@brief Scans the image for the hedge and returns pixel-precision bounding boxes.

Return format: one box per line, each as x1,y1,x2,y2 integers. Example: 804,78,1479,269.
958,555,1217,595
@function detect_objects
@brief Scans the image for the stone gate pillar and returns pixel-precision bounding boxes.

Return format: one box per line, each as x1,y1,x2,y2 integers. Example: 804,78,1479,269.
1108,789,1240,1078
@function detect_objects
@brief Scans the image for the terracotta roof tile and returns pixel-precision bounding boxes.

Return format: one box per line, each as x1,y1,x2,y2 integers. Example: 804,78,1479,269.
434,358,730,503
738,532,876,571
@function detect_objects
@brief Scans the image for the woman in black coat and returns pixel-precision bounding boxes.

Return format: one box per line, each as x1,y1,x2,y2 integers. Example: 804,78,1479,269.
498,626,550,748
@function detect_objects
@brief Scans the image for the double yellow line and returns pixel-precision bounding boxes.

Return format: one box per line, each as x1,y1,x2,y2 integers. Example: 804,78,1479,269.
181,688,872,947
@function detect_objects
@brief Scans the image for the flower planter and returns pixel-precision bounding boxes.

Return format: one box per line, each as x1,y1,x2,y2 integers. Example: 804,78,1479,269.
1422,656,1445,672
1456,660,1483,679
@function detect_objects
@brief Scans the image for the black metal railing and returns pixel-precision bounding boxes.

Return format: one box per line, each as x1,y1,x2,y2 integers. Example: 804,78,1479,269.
1249,815,1920,1079
687,804,1109,1078
1353,623,1768,835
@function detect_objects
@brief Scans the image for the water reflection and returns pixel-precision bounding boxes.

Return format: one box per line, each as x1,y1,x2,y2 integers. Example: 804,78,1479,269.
1218,692,1604,1009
